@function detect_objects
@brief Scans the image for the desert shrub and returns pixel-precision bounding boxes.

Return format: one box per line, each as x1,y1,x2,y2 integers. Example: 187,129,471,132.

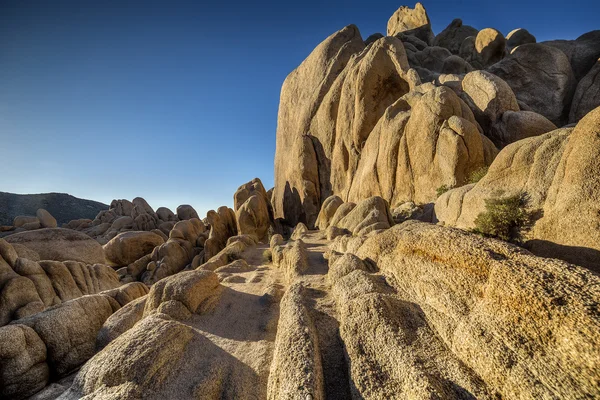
436,185,451,197
468,166,489,184
473,192,536,244
262,249,272,262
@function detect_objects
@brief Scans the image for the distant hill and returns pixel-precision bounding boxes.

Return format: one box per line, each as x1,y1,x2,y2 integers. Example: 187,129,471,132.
0,192,108,226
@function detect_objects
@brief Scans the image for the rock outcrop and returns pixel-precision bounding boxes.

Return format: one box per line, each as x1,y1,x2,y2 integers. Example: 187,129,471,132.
4,228,105,265
267,283,324,400
487,43,576,126
436,106,600,271
569,58,600,122
140,218,208,285
234,178,273,242
0,238,122,328
387,3,434,45
103,231,165,266
273,20,505,228
349,221,600,399
433,18,478,55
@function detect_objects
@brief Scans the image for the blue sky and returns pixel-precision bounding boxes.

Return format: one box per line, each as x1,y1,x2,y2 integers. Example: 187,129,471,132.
1,0,597,215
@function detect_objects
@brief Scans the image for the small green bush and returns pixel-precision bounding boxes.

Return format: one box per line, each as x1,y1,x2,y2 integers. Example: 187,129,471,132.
473,192,536,244
262,249,272,263
468,166,489,184
436,185,451,197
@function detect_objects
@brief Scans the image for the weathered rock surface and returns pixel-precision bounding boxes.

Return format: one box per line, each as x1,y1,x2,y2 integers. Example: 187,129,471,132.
506,28,536,51
488,110,558,148
315,195,344,230
141,218,208,285
234,178,272,242
4,228,105,265
334,196,394,235
436,106,600,271
351,221,600,399
272,239,309,284
488,43,576,126
203,207,237,261
267,283,324,400
272,24,366,228
36,209,57,229
0,324,49,400
103,231,165,266
460,70,519,131
61,315,196,399
569,58,600,122
176,204,199,221
434,18,478,55
543,30,600,81
387,2,434,45
472,28,506,69
17,294,120,377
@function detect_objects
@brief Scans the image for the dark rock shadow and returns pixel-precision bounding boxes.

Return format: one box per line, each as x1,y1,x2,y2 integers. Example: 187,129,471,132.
525,240,600,274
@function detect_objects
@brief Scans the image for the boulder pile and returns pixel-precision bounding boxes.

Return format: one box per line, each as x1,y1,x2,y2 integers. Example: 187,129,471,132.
272,2,600,232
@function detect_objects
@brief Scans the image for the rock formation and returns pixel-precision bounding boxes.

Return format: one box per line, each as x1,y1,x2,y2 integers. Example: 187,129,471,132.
273,6,600,231
3,3,600,400
435,105,600,271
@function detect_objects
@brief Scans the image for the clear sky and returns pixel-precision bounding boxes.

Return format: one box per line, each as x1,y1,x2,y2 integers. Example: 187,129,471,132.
1,0,597,215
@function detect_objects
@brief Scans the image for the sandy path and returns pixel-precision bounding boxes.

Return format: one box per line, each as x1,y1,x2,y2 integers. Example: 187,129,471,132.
175,232,349,399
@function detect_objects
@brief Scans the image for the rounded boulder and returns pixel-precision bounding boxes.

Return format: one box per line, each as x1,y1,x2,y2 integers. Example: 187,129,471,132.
103,231,165,267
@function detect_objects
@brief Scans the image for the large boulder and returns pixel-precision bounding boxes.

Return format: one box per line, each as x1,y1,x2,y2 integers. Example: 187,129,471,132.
329,36,418,208
543,30,600,80
434,18,478,55
234,178,272,241
36,209,57,229
61,315,196,399
460,70,519,131
488,43,576,126
334,196,394,236
387,2,434,45
13,216,39,228
315,195,344,230
0,242,45,326
352,221,600,399
176,204,199,221
17,294,120,377
37,260,120,303
569,59,600,122
156,207,177,222
4,228,105,265
0,324,48,399
144,270,219,318
272,24,366,228
435,106,600,272
203,207,238,261
346,86,497,205
103,231,165,267
489,110,557,148
471,28,506,68
506,28,536,51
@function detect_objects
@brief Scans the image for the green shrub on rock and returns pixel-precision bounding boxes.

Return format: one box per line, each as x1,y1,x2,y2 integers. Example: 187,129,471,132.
473,192,536,243
436,185,451,197
468,166,489,184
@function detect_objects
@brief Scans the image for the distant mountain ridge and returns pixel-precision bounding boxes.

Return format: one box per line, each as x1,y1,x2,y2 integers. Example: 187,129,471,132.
0,192,108,226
